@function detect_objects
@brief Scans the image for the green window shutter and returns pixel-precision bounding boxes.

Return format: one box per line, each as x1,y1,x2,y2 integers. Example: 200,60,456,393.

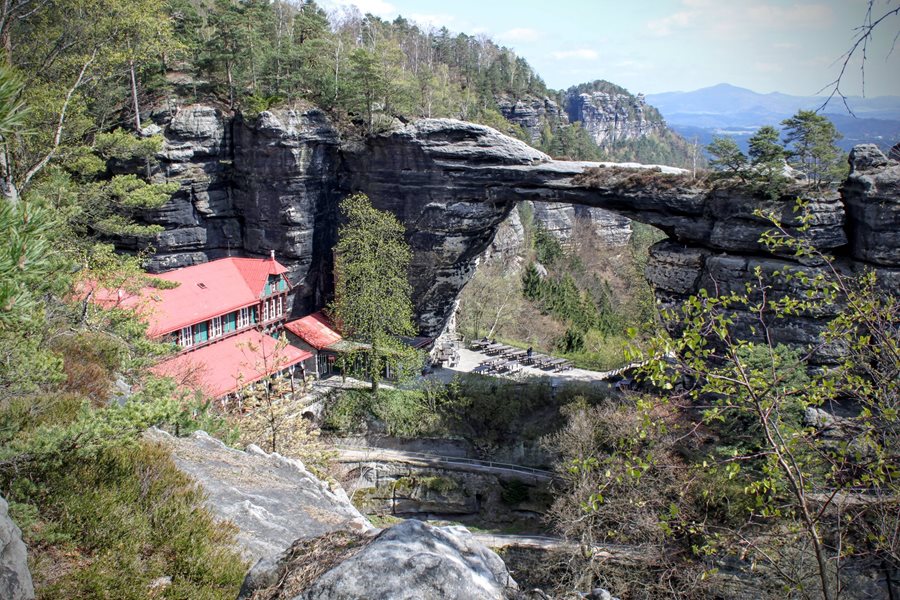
250,307,257,323
225,312,237,332
194,321,208,343
279,278,286,291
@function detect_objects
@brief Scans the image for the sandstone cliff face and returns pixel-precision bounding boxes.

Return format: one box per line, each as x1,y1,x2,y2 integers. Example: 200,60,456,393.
127,105,899,361
496,95,567,143
145,428,373,565
143,104,341,316
565,91,665,147
644,145,899,364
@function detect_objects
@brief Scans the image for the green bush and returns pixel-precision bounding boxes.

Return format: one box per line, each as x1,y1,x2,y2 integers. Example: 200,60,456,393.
12,442,246,599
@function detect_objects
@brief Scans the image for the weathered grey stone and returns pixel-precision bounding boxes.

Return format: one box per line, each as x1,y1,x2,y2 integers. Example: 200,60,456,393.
842,144,900,266
645,241,710,295
144,429,373,565
233,108,342,315
295,520,516,600
0,495,34,600
646,242,852,363
115,109,898,362
496,95,567,143
565,90,664,147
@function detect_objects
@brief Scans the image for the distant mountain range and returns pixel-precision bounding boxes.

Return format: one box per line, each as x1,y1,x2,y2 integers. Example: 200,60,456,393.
646,83,900,153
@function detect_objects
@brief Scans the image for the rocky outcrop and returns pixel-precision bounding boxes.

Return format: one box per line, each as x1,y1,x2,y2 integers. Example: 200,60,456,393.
145,428,373,565
340,118,857,337
232,110,342,313
244,520,517,600
647,241,850,362
0,495,34,600
141,103,239,271
496,95,567,143
529,202,632,247
565,90,665,147
842,144,900,266
143,104,341,315
124,107,899,361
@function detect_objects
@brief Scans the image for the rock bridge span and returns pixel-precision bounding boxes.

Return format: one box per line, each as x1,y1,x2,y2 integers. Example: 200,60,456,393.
140,108,899,359
340,119,897,359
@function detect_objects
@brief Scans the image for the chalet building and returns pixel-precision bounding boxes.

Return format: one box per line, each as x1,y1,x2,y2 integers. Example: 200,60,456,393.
88,254,314,400
284,311,364,377
285,311,433,378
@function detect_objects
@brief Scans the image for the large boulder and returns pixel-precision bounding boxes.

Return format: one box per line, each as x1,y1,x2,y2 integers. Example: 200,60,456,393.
241,520,517,600
0,495,34,600
145,429,373,565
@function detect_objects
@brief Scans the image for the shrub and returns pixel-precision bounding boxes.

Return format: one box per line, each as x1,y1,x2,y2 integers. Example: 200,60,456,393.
11,441,246,599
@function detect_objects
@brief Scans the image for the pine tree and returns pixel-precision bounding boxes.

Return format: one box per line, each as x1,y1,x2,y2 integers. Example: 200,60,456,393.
706,136,748,180
781,110,846,189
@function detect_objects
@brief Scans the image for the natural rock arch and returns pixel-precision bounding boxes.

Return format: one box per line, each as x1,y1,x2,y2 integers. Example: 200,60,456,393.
138,108,899,359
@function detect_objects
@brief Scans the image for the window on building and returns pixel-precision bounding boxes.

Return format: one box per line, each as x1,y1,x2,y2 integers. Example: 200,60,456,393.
178,326,193,348
238,307,250,328
210,316,223,339
276,295,283,316
263,300,270,322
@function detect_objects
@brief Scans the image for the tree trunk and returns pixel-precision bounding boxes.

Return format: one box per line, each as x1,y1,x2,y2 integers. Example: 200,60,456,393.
129,59,141,132
0,142,18,204
369,343,379,395
227,61,234,109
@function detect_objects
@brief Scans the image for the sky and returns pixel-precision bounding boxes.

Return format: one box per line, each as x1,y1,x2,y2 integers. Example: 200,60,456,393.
318,0,900,99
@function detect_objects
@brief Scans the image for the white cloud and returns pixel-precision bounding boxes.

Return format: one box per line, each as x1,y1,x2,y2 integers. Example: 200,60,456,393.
646,11,693,37
408,13,455,28
551,49,599,60
646,2,834,38
497,28,543,43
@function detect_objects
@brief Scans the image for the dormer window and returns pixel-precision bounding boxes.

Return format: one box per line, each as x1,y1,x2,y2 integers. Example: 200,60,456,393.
178,326,193,348
264,274,286,296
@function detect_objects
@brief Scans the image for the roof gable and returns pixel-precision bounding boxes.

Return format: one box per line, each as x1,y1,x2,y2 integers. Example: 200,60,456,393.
87,257,289,336
284,311,343,350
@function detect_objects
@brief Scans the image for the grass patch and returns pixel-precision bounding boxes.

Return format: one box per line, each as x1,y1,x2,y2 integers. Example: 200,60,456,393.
572,164,701,192
11,440,246,599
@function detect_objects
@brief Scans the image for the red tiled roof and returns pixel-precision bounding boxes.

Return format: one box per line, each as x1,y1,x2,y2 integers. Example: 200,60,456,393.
284,311,343,350
85,257,288,337
150,330,311,399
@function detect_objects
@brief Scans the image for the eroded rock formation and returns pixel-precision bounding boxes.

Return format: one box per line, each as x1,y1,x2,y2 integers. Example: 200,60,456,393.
145,428,373,565
496,94,567,143
0,495,34,600
243,520,517,600
129,105,899,361
565,90,664,147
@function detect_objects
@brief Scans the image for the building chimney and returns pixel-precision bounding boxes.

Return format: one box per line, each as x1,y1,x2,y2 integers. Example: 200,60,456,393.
270,249,275,261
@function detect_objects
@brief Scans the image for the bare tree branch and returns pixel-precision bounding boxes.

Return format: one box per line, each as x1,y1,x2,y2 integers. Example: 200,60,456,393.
19,47,97,192
818,0,900,115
